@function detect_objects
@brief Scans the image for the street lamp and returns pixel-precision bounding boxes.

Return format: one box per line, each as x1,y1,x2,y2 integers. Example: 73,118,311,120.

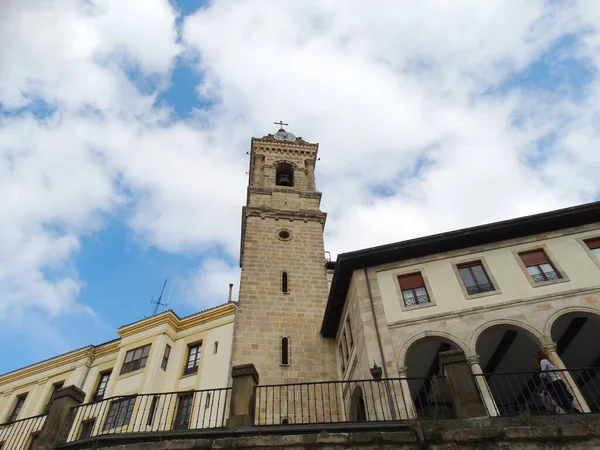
370,360,382,381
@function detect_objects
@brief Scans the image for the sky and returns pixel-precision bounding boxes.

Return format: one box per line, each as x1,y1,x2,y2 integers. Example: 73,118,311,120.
1,0,600,374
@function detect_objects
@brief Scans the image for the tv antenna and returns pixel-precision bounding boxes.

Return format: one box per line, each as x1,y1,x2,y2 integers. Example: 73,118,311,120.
150,278,169,316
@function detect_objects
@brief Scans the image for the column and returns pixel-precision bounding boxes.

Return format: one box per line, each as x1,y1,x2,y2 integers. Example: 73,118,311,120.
467,355,498,417
33,385,86,450
439,350,488,419
227,363,259,428
305,159,315,191
397,367,417,419
543,343,590,413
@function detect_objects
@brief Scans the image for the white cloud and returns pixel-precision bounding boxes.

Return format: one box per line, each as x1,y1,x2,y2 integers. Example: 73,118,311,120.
1,0,600,366
183,258,240,309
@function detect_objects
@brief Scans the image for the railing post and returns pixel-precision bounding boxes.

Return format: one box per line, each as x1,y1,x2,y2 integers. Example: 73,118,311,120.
226,363,259,428
543,343,591,413
467,355,499,417
439,350,488,419
33,385,85,450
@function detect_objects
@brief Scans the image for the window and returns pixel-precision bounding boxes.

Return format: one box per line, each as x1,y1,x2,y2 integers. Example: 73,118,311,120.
213,341,219,354
397,273,430,307
7,394,27,423
161,344,171,370
93,371,111,402
173,393,193,430
120,344,151,375
585,238,600,260
146,396,159,426
43,381,64,414
281,336,290,365
79,419,96,440
457,262,495,295
346,317,354,350
519,250,561,283
103,397,136,430
275,162,294,187
281,271,289,293
205,393,211,409
183,343,202,375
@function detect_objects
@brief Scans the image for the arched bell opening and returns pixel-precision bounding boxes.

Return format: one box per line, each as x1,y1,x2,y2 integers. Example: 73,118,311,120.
476,324,543,416
276,162,294,187
405,336,462,419
551,311,600,412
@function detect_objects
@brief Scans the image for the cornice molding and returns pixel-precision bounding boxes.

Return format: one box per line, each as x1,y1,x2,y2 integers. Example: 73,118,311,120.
0,304,236,386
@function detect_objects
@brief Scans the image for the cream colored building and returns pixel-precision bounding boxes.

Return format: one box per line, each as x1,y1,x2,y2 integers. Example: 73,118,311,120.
322,202,600,418
0,303,235,445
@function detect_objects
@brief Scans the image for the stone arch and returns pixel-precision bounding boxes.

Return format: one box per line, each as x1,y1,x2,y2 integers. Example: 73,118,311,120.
468,318,545,354
399,331,469,368
543,305,600,338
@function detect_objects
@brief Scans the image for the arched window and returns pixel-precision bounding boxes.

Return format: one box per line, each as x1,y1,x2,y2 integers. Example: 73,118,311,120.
281,336,290,365
276,163,294,187
282,271,289,293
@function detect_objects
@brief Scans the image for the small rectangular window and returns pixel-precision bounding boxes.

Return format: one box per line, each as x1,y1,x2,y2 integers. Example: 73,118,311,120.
205,393,212,409
338,342,346,373
173,393,193,430
79,419,96,440
120,344,151,375
103,397,136,430
43,381,64,414
519,250,561,283
146,396,159,426
7,394,27,423
585,238,600,260
457,262,495,295
213,341,219,354
93,371,111,402
183,343,202,375
345,317,354,349
281,336,290,365
398,273,431,307
161,344,171,370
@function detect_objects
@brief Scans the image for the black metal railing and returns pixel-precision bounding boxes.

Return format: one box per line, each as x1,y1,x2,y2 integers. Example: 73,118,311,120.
254,376,455,425
531,271,560,283
475,367,600,416
0,414,46,450
65,387,230,443
404,295,431,307
466,283,495,295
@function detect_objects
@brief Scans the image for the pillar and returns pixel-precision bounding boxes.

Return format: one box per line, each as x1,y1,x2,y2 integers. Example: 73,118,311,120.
397,367,417,419
33,385,85,450
227,363,259,428
439,350,488,419
467,355,499,417
543,343,591,413
305,159,315,191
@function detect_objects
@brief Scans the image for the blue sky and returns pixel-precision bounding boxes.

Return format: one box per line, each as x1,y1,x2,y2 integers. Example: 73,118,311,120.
1,0,600,374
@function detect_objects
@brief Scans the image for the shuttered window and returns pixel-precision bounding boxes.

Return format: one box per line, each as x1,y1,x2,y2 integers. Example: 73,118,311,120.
397,273,431,307
519,250,560,283
585,238,600,260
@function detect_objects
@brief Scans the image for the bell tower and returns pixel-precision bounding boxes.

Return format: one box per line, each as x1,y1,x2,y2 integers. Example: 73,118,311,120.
232,125,337,386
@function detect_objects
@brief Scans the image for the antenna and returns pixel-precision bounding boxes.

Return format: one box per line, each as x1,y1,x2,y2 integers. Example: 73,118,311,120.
151,278,169,316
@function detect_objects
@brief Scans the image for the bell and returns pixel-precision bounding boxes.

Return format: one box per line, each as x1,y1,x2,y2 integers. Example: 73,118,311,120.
277,173,292,186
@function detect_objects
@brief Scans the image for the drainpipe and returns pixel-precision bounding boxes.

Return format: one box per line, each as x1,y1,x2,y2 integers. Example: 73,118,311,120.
363,267,397,420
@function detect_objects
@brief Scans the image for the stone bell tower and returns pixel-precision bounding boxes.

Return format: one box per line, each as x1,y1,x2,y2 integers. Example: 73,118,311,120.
231,125,337,386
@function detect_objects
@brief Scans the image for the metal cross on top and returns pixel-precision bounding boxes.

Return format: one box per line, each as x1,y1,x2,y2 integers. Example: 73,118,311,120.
274,120,289,129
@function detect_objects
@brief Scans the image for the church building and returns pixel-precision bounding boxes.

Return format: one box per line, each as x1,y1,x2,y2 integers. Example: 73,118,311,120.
1,127,600,447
